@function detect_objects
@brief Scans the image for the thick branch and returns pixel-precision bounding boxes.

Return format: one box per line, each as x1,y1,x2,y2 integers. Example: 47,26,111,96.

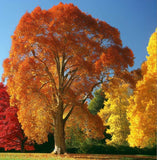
81,81,102,104
63,68,78,91
55,56,60,79
63,104,68,112
63,56,73,70
63,105,74,123
39,81,50,91
32,50,58,95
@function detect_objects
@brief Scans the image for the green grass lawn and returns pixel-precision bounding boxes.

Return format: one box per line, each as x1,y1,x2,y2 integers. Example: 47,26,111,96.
0,153,156,160
0,153,74,160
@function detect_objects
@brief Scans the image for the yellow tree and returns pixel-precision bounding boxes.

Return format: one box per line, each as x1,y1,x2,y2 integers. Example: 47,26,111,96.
99,78,131,146
2,3,134,154
127,29,157,148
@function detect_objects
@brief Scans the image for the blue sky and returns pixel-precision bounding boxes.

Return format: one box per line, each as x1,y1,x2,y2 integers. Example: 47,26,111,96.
0,0,156,82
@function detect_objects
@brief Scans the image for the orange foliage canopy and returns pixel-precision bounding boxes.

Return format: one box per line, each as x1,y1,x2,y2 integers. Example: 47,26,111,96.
3,3,134,152
65,103,105,140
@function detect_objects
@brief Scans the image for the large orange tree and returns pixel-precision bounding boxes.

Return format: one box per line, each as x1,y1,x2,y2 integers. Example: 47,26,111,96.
3,3,134,154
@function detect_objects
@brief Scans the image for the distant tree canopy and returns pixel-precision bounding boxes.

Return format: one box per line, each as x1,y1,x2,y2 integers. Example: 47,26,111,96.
88,89,106,115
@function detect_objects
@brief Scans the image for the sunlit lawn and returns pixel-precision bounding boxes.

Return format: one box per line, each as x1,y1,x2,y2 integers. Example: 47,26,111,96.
0,153,74,160
0,153,156,160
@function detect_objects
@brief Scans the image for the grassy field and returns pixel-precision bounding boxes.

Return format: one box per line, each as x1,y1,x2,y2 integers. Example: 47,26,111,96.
0,153,73,160
0,153,156,160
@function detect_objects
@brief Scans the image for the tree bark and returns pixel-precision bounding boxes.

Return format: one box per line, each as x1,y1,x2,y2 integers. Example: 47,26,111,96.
21,137,27,153
52,107,66,154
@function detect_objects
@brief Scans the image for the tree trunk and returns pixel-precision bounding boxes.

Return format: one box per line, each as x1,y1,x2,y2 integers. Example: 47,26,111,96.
52,111,66,154
21,141,25,153
21,137,27,153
